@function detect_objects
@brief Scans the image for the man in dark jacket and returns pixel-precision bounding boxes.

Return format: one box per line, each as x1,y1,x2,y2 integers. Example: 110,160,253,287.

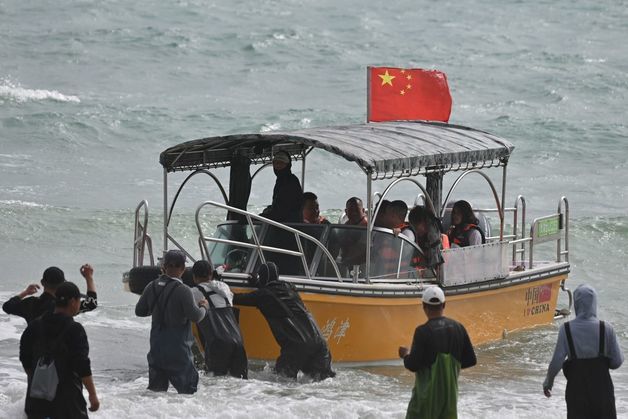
20,281,99,419
261,150,303,223
543,284,624,418
135,250,208,394
399,287,476,419
234,262,335,380
3,265,98,324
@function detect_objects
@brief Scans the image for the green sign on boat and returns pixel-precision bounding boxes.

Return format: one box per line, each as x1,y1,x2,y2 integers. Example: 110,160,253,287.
533,214,562,242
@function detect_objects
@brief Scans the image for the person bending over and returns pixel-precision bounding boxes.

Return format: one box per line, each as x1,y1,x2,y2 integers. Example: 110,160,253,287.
191,259,248,379
234,262,335,381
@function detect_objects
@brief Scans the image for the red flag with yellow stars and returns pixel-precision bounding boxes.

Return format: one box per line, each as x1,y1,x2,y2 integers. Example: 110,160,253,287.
367,67,452,123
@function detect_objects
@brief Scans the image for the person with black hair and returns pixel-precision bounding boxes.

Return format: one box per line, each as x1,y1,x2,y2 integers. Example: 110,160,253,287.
191,260,248,379
20,281,99,418
408,206,448,271
3,264,98,324
135,250,208,394
233,262,335,381
302,192,329,224
447,200,485,247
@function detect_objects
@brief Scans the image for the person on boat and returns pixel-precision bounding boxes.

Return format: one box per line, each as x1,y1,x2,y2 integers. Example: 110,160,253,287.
260,150,303,223
408,205,447,271
191,259,248,379
302,192,329,224
390,200,415,241
373,199,391,228
447,200,485,247
344,197,368,226
20,282,100,418
233,262,336,381
399,286,476,419
543,284,624,419
3,264,98,324
135,250,209,394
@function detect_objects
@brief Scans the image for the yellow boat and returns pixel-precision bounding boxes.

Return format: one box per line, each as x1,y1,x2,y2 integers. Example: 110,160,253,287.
124,120,572,363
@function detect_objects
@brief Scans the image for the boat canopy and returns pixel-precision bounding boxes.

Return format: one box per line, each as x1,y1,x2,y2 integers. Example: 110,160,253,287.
160,121,514,180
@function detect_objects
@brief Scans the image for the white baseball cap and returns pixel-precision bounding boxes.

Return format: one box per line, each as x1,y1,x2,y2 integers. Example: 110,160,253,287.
422,286,445,305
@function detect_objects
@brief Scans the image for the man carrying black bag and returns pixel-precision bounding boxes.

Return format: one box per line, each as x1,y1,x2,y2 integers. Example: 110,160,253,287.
191,260,248,379
20,281,99,419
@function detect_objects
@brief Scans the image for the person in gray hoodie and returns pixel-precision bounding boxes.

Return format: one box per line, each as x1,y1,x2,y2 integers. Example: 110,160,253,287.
135,250,208,394
543,284,624,418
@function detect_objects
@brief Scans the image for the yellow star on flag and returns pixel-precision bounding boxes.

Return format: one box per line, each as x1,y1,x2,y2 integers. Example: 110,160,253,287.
379,70,395,86
400,90,405,95
406,75,412,80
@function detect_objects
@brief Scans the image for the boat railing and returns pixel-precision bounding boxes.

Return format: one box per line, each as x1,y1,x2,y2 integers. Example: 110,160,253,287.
133,200,154,267
195,201,343,281
506,197,569,269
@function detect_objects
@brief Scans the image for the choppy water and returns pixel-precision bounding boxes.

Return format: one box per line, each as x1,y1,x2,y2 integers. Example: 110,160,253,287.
1,0,627,417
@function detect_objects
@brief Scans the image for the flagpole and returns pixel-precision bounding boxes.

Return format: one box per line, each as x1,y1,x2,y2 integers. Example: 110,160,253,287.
366,66,371,123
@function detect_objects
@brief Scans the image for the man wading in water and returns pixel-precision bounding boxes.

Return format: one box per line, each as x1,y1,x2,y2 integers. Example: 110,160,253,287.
135,250,209,394
543,284,624,418
399,287,476,419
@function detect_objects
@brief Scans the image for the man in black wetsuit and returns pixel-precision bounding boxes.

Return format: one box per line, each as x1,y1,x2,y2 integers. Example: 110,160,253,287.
3,264,98,324
20,281,100,418
543,284,624,419
399,286,476,419
234,262,335,381
191,260,248,379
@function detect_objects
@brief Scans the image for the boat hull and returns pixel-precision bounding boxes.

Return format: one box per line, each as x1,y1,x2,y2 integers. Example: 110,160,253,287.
233,273,567,363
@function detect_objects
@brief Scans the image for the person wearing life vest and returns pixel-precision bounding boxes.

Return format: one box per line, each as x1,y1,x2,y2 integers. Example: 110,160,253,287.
191,260,248,379
543,284,624,418
408,205,448,271
447,200,485,247
233,262,336,381
302,192,330,224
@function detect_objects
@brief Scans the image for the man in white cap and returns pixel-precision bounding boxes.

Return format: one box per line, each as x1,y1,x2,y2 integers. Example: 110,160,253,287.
399,286,476,419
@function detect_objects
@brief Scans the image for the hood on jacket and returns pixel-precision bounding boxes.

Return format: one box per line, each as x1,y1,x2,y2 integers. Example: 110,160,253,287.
574,283,598,320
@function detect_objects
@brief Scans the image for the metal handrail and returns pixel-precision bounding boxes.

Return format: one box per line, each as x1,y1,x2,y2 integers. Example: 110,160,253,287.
512,195,527,265
527,197,569,268
133,200,154,267
195,201,343,281
558,196,569,262
441,169,505,241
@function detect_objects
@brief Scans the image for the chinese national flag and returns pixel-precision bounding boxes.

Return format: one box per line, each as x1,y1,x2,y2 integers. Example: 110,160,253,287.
367,66,452,123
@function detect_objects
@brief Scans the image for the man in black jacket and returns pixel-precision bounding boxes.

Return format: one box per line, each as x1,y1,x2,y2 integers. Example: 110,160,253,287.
261,150,303,223
234,262,335,380
3,265,98,324
20,281,99,419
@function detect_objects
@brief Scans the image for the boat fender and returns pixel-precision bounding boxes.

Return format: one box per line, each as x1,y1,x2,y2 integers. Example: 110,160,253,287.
128,266,195,295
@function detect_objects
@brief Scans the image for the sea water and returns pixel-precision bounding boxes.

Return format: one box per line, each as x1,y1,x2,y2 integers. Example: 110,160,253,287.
1,0,627,417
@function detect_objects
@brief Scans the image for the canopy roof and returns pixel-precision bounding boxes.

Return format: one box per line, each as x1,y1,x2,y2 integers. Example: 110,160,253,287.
160,121,514,179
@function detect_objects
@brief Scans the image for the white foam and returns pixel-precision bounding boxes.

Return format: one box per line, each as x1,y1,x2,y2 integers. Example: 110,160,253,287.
0,200,52,209
0,79,80,103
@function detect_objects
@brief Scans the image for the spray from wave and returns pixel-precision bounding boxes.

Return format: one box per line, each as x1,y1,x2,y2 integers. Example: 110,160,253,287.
0,78,80,103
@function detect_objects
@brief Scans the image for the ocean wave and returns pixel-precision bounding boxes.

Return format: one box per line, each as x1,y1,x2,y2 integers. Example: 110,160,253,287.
0,200,52,209
0,79,80,103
